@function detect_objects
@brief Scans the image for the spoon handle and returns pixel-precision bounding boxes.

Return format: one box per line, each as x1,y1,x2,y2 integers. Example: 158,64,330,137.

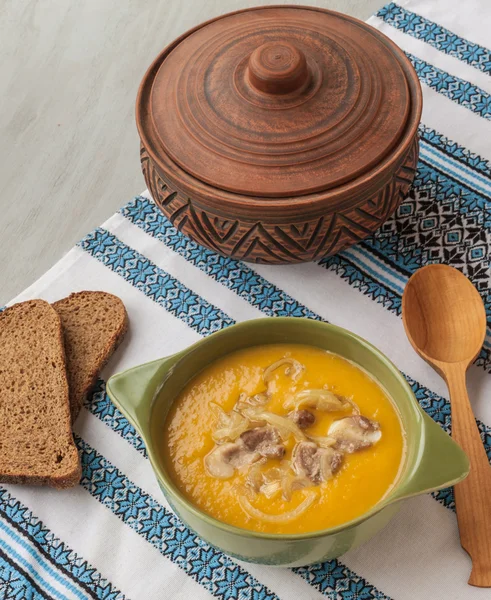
445,365,491,587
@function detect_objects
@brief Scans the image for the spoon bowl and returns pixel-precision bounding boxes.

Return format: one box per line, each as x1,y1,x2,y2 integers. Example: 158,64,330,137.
403,264,486,365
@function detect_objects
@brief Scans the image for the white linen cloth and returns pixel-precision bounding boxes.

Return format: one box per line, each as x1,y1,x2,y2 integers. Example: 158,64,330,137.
3,1,491,598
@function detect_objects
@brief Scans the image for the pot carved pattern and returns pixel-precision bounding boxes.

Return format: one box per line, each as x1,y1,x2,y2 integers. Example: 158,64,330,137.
141,137,419,265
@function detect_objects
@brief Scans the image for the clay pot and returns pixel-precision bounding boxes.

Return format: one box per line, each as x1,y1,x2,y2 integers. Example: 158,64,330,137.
137,5,422,264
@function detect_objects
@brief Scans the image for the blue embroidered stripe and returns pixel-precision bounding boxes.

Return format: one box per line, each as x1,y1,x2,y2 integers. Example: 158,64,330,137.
321,253,491,370
84,381,394,600
342,156,490,292
341,247,405,294
0,486,125,600
293,562,390,599
407,53,491,120
77,228,234,335
421,145,491,198
418,156,491,217
416,156,491,235
323,253,402,313
367,156,491,268
87,391,148,458
75,434,279,600
0,547,49,600
418,125,491,177
354,239,411,279
0,532,69,600
322,247,491,364
121,193,491,370
377,2,491,75
119,201,321,321
87,380,146,458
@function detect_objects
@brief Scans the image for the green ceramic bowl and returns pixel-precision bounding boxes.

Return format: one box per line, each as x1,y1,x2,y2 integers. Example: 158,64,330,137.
107,317,469,566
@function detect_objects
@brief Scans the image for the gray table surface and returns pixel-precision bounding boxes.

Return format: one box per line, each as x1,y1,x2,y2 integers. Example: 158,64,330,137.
0,0,383,306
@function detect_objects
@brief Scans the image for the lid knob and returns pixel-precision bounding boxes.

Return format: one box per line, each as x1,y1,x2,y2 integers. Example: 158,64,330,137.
247,42,310,95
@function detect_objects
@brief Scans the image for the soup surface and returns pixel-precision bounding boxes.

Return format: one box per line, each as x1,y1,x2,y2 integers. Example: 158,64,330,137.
163,344,405,534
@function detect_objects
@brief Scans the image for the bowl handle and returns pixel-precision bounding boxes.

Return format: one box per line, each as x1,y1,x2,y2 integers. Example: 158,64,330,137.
106,354,181,438
392,411,470,502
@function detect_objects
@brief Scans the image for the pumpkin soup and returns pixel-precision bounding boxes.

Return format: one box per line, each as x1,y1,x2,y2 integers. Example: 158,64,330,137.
163,344,405,534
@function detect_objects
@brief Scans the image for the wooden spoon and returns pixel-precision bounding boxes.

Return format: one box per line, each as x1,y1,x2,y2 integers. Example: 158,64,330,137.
402,264,491,587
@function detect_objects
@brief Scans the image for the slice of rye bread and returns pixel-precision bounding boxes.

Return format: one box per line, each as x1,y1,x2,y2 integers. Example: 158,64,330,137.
0,300,81,488
53,291,128,421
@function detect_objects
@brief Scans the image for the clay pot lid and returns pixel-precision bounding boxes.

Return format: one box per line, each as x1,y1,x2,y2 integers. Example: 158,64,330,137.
143,6,413,198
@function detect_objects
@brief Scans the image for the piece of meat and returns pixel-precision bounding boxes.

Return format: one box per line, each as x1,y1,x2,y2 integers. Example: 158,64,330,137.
327,450,343,474
240,426,285,459
328,415,382,453
241,426,278,449
204,442,260,479
288,409,316,429
292,441,343,484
